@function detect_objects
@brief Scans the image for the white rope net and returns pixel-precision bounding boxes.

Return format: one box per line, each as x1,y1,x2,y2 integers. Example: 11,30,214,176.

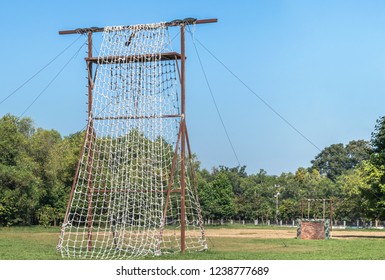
57,22,206,259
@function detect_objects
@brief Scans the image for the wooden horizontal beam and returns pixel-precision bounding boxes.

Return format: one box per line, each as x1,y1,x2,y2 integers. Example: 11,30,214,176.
85,52,182,64
93,114,182,121
59,18,217,35
94,189,181,193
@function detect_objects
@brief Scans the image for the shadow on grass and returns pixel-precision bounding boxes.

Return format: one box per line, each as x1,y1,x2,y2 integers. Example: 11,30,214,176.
335,235,385,239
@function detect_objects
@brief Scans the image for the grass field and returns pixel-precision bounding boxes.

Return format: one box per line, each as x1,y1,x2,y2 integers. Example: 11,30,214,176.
1,225,385,260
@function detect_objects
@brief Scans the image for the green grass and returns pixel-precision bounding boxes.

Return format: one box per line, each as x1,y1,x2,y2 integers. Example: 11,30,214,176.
203,237,385,260
1,226,385,260
0,226,62,260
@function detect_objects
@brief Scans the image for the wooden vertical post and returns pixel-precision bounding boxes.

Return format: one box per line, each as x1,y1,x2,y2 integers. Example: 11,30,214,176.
86,31,94,251
180,23,186,254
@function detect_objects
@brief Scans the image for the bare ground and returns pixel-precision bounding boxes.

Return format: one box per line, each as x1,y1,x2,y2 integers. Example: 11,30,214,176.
204,228,385,239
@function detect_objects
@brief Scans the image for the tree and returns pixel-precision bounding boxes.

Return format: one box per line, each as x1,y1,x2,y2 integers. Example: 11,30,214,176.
278,198,300,222
236,170,277,222
311,144,350,181
311,141,371,181
0,114,26,165
45,131,84,224
334,168,368,222
30,129,62,207
236,175,264,220
355,116,385,220
213,165,247,196
371,116,385,165
198,172,235,221
0,114,40,225
346,140,372,167
358,161,385,220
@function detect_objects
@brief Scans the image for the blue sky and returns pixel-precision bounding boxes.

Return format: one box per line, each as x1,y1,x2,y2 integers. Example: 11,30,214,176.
1,0,385,175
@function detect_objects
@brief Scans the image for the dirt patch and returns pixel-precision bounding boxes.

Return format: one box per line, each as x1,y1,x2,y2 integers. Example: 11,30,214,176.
205,228,296,239
204,228,385,239
332,230,385,239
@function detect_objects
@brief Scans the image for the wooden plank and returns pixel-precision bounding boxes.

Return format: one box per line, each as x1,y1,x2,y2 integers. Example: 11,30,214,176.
85,52,182,64
59,18,217,35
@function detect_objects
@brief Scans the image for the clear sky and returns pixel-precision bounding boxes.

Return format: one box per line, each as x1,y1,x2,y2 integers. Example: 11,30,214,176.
1,0,385,175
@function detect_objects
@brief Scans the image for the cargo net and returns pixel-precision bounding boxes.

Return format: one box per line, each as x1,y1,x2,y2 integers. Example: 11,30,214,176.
57,22,207,259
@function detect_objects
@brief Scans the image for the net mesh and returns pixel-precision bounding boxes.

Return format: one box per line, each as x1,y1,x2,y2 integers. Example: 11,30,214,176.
57,22,206,259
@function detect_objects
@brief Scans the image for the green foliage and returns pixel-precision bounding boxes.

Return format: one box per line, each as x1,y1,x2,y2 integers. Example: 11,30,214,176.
0,196,19,226
236,170,276,221
214,165,247,195
0,114,84,226
36,205,57,227
346,140,373,168
0,114,28,165
0,115,41,225
334,169,365,221
199,172,236,220
311,141,372,181
279,199,299,221
358,161,385,219
371,116,385,162
311,143,348,181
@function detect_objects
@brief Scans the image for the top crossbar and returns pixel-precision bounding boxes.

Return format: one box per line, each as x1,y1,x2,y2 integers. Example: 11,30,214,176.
59,18,217,35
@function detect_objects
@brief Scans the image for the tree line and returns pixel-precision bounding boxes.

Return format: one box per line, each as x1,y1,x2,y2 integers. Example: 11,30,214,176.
1,113,385,226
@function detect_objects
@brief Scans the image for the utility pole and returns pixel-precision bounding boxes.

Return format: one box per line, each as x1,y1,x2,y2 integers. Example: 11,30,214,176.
274,184,280,225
